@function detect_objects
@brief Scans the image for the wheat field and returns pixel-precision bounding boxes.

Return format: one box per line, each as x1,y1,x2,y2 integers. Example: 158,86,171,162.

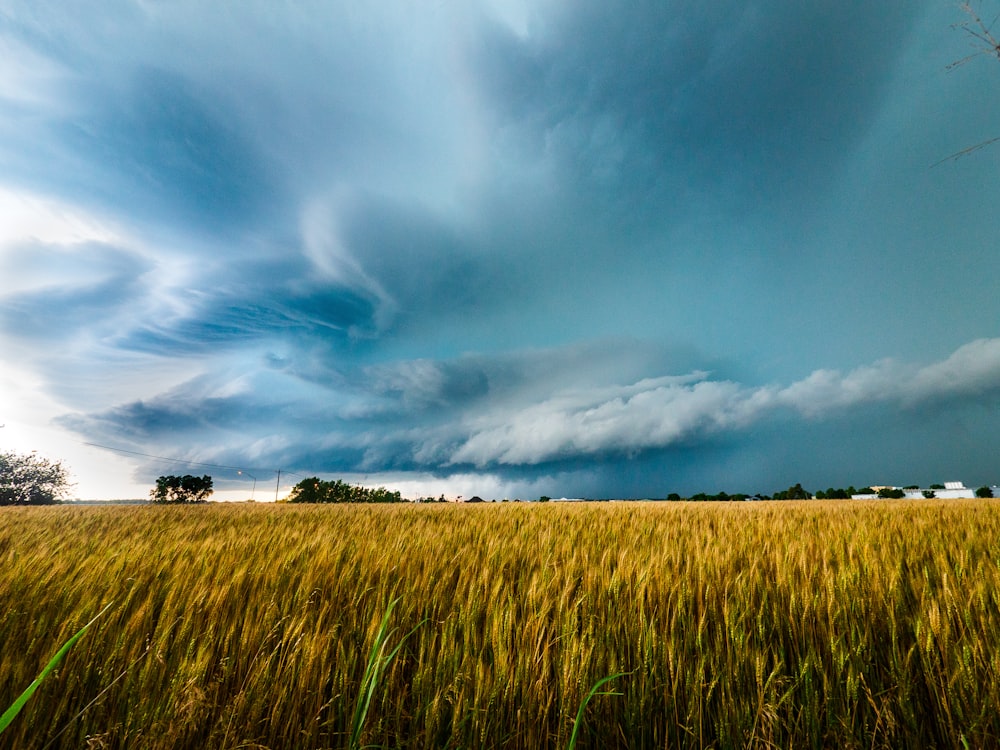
1,500,998,749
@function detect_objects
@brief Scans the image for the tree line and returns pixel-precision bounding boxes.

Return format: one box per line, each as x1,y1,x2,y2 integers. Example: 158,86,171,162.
663,482,995,502
283,477,403,504
2,448,996,505
148,475,406,503
0,451,410,505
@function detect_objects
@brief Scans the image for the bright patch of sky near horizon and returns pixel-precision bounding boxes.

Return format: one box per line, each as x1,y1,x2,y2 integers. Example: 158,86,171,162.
1,1,999,500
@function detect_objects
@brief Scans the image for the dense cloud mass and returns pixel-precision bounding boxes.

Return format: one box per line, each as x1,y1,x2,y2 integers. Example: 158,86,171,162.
1,2,999,498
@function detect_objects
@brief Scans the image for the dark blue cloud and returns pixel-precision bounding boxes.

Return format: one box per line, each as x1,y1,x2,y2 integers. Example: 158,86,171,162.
3,1,1000,498
0,241,150,339
56,338,1000,495
117,287,380,356
57,68,279,232
477,1,918,214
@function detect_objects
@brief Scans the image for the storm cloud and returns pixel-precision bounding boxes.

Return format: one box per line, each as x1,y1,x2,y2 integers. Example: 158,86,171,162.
2,1,999,498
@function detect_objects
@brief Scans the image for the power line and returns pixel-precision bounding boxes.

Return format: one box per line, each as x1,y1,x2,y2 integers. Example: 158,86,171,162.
81,441,308,488
80,441,277,475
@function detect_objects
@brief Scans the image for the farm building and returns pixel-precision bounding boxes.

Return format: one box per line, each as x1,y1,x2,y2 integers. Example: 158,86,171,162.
851,481,1000,500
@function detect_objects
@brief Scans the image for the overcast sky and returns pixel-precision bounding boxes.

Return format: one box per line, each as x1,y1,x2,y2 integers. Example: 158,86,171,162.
1,1,999,500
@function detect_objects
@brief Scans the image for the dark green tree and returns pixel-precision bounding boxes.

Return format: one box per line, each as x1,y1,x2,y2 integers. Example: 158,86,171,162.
150,474,213,503
0,450,71,505
976,485,994,498
286,477,402,503
773,483,810,500
286,477,326,503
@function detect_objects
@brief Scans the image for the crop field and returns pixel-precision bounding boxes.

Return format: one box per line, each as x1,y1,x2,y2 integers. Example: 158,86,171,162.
1,500,999,749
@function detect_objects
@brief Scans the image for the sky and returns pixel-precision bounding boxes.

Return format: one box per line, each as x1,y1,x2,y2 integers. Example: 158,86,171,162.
1,1,999,501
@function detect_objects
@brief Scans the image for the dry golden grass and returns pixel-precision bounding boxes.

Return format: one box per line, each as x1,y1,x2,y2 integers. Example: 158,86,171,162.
1,500,999,749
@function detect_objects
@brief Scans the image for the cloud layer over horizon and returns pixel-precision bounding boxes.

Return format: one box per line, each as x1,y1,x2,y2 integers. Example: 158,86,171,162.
2,1,999,498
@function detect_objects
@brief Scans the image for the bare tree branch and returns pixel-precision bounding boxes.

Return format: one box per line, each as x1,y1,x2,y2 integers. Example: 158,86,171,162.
937,3,1000,163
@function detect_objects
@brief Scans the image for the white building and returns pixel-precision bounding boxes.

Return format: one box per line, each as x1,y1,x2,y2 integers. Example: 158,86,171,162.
851,481,1000,500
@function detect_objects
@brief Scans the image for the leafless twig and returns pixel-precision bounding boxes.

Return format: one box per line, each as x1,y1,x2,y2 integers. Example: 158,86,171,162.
946,1,1000,71
935,2,1000,164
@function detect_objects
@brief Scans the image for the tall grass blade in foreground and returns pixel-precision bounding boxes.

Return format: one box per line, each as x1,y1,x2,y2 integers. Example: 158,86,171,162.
350,596,425,750
566,672,626,750
0,601,113,735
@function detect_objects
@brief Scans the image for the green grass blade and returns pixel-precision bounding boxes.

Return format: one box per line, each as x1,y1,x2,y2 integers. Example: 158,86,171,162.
350,597,399,750
349,597,426,750
0,601,114,734
566,672,627,750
